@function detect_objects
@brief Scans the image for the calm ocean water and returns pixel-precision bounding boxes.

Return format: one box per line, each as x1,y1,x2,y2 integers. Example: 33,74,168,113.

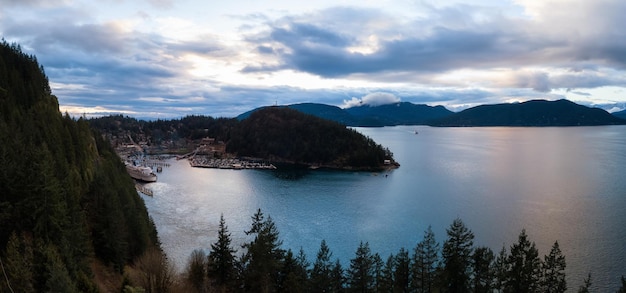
141,125,626,291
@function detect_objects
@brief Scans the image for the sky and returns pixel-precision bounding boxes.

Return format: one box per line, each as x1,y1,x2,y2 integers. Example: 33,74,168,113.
2,0,626,119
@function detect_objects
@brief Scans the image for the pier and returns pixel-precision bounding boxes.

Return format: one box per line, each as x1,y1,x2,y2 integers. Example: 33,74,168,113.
141,160,171,168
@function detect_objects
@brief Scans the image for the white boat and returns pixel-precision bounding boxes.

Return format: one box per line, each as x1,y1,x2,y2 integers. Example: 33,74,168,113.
126,164,157,182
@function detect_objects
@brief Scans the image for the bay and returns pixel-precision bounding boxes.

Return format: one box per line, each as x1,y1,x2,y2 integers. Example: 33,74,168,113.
141,125,626,291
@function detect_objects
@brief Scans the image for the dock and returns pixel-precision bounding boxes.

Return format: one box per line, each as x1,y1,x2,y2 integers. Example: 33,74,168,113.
189,157,276,170
135,183,154,196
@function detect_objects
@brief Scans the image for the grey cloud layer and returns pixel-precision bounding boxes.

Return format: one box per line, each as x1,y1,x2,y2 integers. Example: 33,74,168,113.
246,3,626,91
2,1,626,118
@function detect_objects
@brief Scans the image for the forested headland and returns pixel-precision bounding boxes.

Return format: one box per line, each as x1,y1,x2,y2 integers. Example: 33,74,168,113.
90,107,397,171
171,210,626,293
0,40,160,292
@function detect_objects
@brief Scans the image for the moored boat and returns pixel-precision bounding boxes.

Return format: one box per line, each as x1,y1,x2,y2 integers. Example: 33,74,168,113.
126,164,157,182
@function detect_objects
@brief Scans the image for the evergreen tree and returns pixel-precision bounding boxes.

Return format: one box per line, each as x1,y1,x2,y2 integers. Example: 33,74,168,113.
577,273,592,293
310,240,335,292
412,225,440,293
542,241,566,293
39,243,78,293
208,214,237,292
371,253,384,292
379,254,395,293
442,218,474,293
241,209,284,293
393,248,411,293
0,41,157,291
347,241,375,292
1,232,35,293
330,259,346,293
493,246,509,293
472,246,495,293
290,248,310,292
278,249,308,293
505,229,541,293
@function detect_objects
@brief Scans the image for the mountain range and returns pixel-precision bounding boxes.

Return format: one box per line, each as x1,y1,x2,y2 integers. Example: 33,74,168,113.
238,102,454,126
614,109,626,120
238,99,626,127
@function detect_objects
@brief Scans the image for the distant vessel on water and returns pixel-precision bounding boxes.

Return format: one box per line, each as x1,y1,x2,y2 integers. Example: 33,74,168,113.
126,164,157,182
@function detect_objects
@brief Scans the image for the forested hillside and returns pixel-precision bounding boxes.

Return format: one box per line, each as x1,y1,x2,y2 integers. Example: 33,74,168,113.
430,99,626,126
0,40,158,292
227,107,395,169
90,108,396,170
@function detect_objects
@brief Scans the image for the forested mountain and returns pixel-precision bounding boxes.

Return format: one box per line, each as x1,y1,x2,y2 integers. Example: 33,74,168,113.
91,107,396,170
288,103,359,125
228,107,395,169
614,109,626,120
345,102,454,126
429,99,626,126
237,102,454,126
89,114,237,148
0,40,158,292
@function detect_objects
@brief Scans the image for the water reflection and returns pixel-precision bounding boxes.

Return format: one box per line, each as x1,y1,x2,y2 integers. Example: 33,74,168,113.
142,126,626,291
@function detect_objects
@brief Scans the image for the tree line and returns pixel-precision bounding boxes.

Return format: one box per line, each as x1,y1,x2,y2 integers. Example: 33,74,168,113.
141,209,624,293
1,40,159,292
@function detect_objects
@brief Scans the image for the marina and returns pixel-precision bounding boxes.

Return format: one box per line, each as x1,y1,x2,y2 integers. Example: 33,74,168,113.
189,156,276,170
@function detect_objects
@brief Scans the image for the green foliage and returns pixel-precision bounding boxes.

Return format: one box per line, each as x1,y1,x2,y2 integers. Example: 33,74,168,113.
184,211,626,293
90,108,395,169
393,248,411,292
346,241,375,292
412,225,440,293
493,246,509,292
506,229,542,293
0,40,158,291
228,107,394,169
472,246,495,293
378,254,395,292
542,241,567,293
442,218,475,293
430,99,626,126
240,209,285,293
310,240,335,292
278,249,309,293
1,232,35,293
208,214,237,291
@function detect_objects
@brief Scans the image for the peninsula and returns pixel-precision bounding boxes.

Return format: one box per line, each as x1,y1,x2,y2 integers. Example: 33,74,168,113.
90,107,398,171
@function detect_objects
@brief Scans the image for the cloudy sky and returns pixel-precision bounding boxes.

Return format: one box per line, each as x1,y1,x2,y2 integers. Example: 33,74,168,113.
2,0,626,118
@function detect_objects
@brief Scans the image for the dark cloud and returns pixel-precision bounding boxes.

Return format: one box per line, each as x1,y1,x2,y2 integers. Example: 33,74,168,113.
3,0,626,119
243,3,626,93
5,20,128,54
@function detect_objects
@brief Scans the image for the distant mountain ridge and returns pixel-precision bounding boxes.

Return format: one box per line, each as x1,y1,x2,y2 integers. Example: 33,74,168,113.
429,99,626,126
345,102,454,126
613,109,626,120
237,102,454,126
238,99,626,127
